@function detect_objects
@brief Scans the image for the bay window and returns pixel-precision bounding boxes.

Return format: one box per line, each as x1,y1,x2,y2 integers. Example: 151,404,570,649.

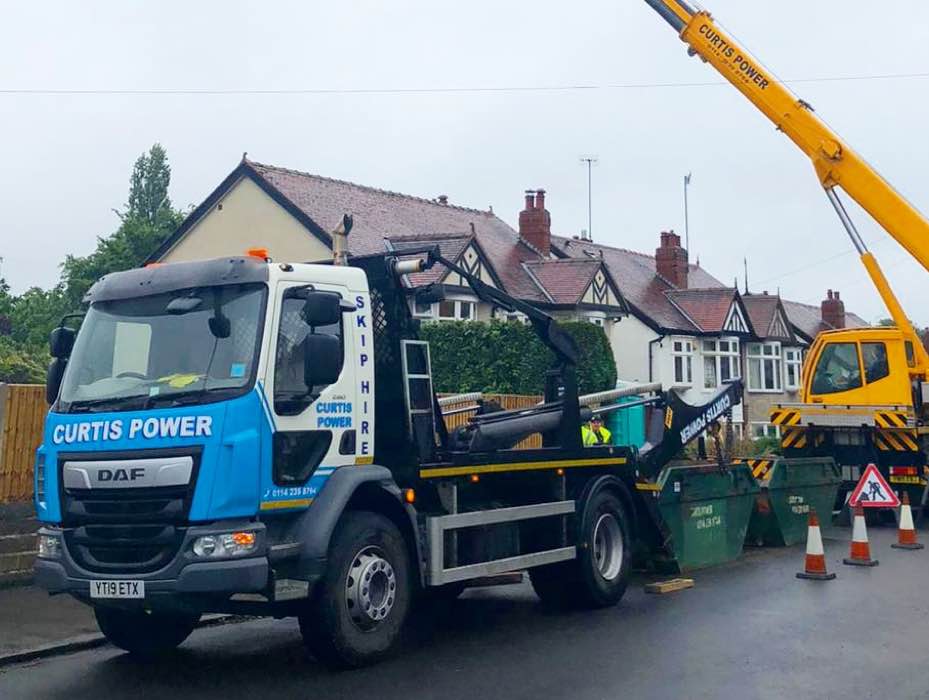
784,348,803,390
672,339,694,385
703,338,740,390
748,342,782,392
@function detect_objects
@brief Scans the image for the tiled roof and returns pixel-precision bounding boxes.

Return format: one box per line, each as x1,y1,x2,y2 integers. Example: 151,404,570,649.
782,299,869,340
522,259,602,304
666,288,738,333
386,233,472,287
247,160,552,302
551,235,726,332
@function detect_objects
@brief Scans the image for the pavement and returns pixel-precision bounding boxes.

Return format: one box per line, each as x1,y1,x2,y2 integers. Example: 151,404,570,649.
0,586,100,661
0,526,927,700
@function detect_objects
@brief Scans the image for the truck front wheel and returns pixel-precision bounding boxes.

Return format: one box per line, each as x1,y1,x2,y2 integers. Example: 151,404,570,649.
94,607,199,657
530,489,631,609
299,511,412,668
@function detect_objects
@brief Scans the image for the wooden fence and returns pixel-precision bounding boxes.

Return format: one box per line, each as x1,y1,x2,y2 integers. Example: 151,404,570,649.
0,384,46,504
440,393,543,449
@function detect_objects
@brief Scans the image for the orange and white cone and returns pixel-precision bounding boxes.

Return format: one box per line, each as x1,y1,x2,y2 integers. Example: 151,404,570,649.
892,492,924,551
797,510,836,580
843,504,879,567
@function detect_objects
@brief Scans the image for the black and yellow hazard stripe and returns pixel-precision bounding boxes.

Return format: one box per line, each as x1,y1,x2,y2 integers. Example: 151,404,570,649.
781,427,808,450
874,411,910,429
770,408,801,427
732,458,774,479
873,429,919,452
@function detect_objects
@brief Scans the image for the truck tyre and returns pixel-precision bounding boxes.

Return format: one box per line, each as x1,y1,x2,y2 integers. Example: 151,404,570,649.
299,510,412,669
94,607,199,657
530,490,631,609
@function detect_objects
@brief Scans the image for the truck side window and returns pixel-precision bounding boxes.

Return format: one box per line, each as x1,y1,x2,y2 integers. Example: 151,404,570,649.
810,342,862,395
274,297,343,415
861,342,890,384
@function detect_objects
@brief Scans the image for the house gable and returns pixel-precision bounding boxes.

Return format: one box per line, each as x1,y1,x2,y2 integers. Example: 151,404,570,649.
443,241,500,290
581,267,622,307
149,161,333,264
724,300,750,334
767,304,793,341
156,175,331,264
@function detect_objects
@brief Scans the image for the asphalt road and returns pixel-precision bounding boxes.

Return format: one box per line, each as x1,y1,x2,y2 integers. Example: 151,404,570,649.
2,527,927,700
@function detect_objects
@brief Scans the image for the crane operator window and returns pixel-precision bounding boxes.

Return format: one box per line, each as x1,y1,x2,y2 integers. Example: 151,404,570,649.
861,342,890,384
811,343,862,395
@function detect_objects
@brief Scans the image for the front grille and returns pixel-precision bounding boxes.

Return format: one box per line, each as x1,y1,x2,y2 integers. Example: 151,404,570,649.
65,524,185,573
58,449,200,574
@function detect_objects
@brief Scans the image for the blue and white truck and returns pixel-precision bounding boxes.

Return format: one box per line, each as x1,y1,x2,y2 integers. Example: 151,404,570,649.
33,228,742,667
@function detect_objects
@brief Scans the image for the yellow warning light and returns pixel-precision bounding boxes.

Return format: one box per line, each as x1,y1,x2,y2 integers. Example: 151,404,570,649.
246,247,269,260
469,474,480,484
404,489,416,504
556,468,565,476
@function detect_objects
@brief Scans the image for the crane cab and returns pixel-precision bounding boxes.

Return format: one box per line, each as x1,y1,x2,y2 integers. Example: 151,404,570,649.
801,327,921,410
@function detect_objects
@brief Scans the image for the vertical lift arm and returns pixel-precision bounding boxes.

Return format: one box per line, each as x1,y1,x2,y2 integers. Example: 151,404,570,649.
643,0,929,372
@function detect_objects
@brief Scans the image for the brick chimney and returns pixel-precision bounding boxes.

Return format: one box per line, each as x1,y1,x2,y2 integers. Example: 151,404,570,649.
655,230,689,288
821,289,845,329
519,189,551,256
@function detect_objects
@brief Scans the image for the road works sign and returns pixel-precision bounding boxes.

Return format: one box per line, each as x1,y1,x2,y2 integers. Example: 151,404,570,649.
849,464,901,508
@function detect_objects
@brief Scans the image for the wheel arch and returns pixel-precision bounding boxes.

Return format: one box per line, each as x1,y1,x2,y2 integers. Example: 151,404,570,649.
574,474,638,541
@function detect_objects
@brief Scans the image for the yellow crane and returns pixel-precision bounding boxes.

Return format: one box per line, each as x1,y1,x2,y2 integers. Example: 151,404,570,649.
645,0,929,499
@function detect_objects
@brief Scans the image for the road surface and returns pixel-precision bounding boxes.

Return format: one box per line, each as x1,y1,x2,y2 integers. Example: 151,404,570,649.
1,527,926,700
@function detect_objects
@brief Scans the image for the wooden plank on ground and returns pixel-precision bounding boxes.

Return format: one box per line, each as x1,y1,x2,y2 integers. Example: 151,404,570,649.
644,578,695,595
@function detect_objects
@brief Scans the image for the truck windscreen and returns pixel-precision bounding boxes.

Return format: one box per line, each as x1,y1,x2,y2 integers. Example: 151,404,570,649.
58,283,267,413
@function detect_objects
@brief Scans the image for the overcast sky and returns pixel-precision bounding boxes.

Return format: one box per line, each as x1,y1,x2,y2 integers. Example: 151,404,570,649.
3,0,929,325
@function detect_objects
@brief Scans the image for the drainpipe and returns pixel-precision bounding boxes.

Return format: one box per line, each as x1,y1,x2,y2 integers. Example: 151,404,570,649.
648,335,665,383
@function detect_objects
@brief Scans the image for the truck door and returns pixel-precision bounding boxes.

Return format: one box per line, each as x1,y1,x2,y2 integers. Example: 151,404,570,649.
808,341,865,402
259,281,359,512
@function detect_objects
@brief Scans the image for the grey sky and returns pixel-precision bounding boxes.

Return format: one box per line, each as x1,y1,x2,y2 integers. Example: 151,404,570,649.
3,0,929,325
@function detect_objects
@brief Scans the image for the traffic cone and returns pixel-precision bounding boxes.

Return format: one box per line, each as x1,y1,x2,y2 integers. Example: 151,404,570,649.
892,492,924,551
843,505,879,567
797,509,836,580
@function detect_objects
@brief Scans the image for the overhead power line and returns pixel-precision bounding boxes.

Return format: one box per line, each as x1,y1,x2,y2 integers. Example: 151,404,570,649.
2,71,929,96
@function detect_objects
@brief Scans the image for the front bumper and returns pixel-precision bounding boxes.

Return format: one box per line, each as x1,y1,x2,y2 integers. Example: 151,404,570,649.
34,522,270,600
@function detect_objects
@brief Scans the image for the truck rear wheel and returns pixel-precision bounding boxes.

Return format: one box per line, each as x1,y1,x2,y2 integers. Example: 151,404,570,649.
299,510,411,669
530,489,631,609
94,607,199,657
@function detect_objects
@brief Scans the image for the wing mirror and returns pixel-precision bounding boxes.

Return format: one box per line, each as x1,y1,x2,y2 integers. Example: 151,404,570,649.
49,326,76,359
303,333,343,388
301,291,355,326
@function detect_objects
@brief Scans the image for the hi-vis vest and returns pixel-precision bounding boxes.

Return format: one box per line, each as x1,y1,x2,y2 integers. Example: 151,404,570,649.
582,425,612,447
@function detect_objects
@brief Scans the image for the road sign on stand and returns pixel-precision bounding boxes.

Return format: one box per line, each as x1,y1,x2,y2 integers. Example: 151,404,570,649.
849,464,901,508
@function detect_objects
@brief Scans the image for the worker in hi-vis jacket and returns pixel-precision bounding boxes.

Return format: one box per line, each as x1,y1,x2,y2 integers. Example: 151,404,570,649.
582,415,612,446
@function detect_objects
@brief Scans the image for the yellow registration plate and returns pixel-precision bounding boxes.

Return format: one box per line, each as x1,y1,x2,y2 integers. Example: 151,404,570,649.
889,475,927,485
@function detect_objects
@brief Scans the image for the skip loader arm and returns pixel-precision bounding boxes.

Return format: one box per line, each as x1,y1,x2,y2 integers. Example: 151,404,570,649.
644,0,929,373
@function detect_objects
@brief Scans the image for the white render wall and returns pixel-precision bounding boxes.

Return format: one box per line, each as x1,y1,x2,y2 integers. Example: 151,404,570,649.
610,318,744,423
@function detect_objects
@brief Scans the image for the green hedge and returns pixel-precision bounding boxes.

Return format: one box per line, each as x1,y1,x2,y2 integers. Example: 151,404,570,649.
420,320,616,396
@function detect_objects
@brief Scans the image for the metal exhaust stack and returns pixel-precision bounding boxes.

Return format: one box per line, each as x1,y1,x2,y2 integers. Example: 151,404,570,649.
331,214,353,266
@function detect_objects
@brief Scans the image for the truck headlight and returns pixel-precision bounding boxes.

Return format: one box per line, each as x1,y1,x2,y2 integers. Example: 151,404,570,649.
191,531,257,558
37,534,61,559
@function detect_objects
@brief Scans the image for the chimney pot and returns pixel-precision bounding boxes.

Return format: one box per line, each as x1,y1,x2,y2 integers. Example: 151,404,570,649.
518,188,551,256
821,289,846,329
655,230,689,288
437,194,448,205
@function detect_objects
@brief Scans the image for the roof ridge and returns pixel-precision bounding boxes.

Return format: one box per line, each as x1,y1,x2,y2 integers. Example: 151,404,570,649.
388,232,472,241
668,286,736,294
525,257,600,266
246,159,497,218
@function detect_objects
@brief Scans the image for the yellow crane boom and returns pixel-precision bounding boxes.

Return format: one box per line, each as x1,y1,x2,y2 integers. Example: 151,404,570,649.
644,0,929,372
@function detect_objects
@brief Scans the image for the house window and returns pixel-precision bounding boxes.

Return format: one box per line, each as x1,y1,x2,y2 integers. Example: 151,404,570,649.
413,300,434,318
672,339,694,385
784,348,802,390
751,422,780,439
747,342,782,392
702,338,740,390
437,299,476,322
